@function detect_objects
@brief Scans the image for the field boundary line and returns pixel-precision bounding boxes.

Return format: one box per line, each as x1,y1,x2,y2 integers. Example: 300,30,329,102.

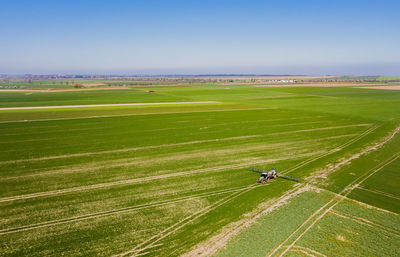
356,186,400,200
114,185,260,257
0,185,255,235
0,152,320,203
329,210,400,237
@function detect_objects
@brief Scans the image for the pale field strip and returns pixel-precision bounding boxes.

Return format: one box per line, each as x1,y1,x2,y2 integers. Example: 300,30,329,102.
0,137,332,181
292,246,327,257
1,133,356,181
0,125,110,137
356,186,400,200
0,152,320,203
0,107,275,124
0,185,257,235
169,125,379,257
0,101,220,111
289,249,321,257
329,210,400,237
270,151,400,257
115,185,261,257
357,85,400,90
187,124,371,139
0,122,365,164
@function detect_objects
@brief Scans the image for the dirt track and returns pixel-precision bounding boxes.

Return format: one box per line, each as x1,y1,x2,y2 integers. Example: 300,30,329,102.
356,85,400,90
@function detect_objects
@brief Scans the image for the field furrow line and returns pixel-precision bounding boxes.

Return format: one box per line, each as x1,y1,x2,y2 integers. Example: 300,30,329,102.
283,124,378,174
179,126,378,257
181,184,305,257
0,107,275,124
3,134,357,180
0,185,255,235
0,135,261,165
0,152,320,203
0,122,367,164
271,152,400,257
356,186,400,200
293,246,327,257
329,210,400,236
267,126,400,257
116,185,260,257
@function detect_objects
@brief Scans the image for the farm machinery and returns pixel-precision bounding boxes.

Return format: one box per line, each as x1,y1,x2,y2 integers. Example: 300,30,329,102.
251,168,301,184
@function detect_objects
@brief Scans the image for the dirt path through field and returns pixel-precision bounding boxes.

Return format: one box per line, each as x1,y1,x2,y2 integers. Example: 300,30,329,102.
356,85,400,90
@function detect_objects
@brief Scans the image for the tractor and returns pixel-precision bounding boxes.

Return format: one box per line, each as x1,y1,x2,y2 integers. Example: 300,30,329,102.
251,168,301,183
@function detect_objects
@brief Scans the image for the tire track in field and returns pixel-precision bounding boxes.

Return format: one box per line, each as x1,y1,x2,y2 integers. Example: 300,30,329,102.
329,210,400,237
0,135,261,165
178,125,378,257
282,124,379,175
0,123,370,165
0,185,255,235
114,185,261,257
0,131,361,234
0,115,326,138
0,107,275,124
181,184,305,257
292,246,327,257
269,150,400,257
0,152,321,203
3,134,356,181
355,186,400,200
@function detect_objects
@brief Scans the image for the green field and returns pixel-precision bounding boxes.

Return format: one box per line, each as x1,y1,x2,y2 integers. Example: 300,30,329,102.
0,84,399,256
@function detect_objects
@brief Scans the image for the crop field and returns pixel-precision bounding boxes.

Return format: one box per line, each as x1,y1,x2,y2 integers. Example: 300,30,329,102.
0,84,399,256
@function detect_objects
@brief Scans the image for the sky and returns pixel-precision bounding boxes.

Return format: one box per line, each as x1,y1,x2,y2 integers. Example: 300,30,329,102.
1,0,399,75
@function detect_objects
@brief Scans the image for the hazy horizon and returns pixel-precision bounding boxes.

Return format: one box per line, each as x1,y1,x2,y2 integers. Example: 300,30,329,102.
1,0,400,75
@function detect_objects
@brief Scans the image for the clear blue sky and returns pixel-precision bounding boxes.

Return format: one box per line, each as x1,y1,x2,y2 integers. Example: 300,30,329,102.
1,0,399,75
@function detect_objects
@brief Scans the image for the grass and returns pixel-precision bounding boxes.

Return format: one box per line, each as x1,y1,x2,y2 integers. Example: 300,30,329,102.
0,83,400,256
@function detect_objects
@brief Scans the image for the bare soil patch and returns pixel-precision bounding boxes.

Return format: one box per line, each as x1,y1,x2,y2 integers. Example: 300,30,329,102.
356,85,400,90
